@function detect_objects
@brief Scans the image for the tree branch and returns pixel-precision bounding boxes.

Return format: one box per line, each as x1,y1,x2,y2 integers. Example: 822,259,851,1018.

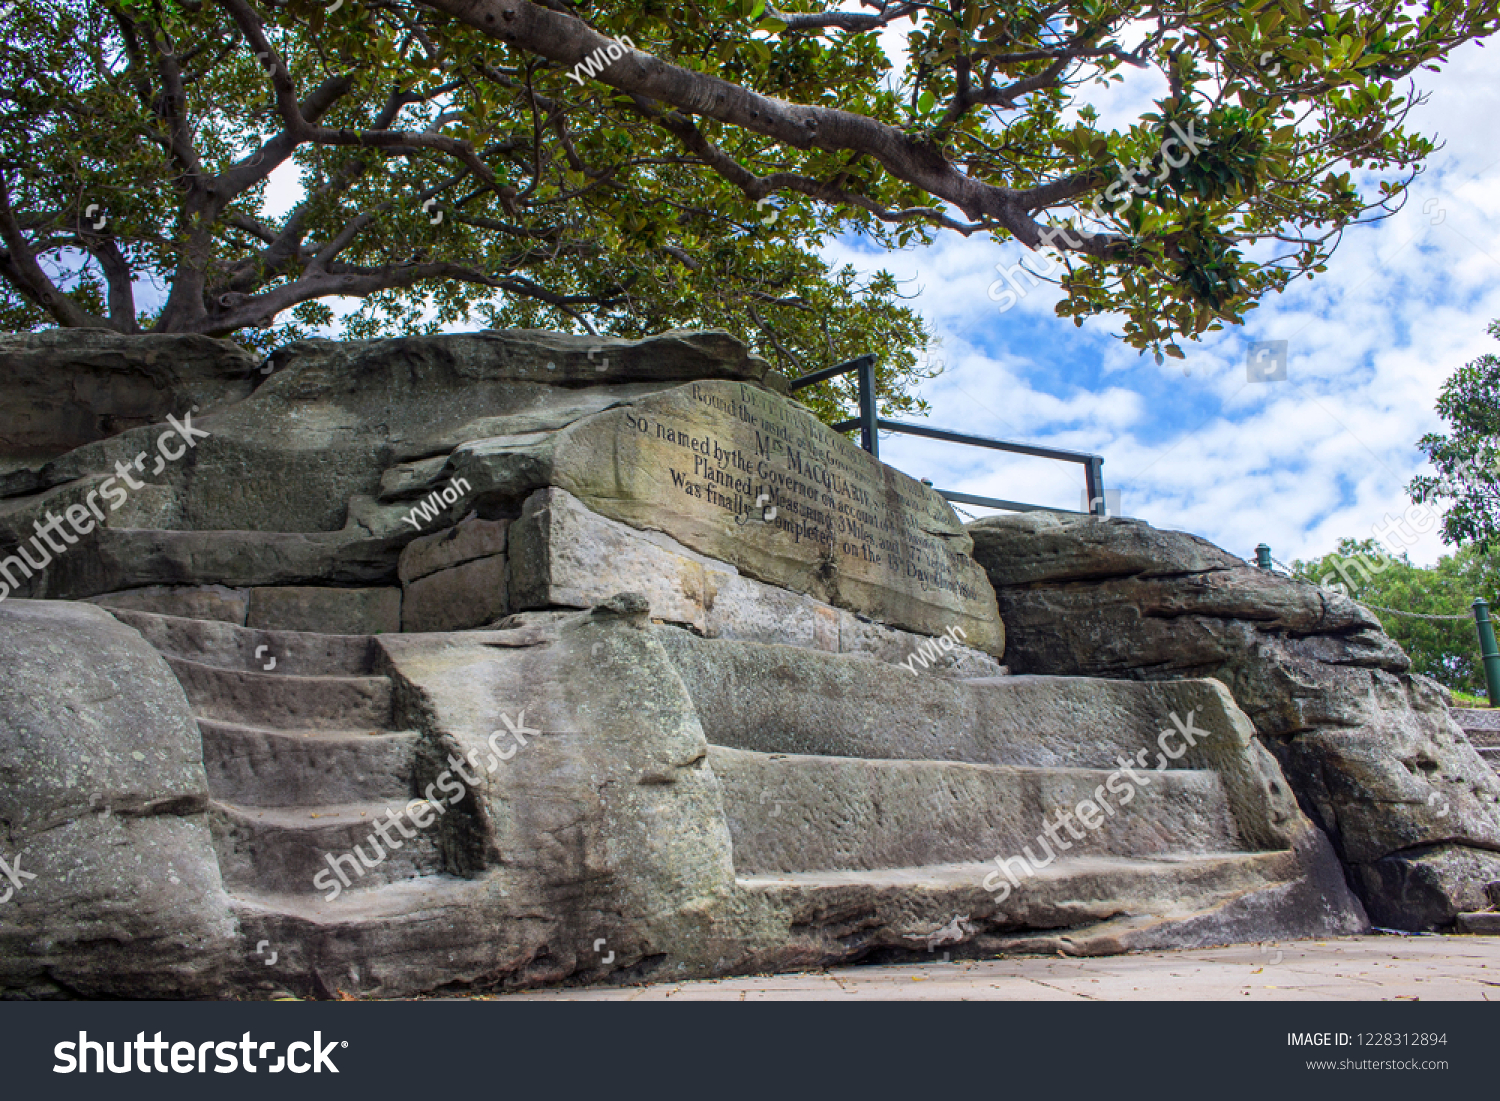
0,173,110,329
763,2,923,33
418,0,1122,257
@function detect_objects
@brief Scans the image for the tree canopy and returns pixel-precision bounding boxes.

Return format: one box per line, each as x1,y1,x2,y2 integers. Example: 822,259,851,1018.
2,0,1495,413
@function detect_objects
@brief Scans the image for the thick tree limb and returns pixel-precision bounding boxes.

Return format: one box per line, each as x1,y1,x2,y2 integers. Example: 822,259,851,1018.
206,258,622,334
630,96,988,234
418,0,1122,257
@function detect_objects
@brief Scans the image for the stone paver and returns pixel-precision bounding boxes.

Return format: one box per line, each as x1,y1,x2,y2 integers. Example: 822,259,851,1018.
487,935,1500,1001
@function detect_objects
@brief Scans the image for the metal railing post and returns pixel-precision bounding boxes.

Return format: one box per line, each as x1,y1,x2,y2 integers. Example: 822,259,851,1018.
857,355,879,459
1085,455,1106,517
1255,543,1272,569
1472,598,1500,707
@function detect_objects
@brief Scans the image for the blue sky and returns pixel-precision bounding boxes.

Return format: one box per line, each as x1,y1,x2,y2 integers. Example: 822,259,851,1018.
821,36,1500,568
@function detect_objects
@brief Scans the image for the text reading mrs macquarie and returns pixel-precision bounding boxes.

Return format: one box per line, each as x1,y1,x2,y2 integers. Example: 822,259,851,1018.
559,381,1002,650
650,383,978,594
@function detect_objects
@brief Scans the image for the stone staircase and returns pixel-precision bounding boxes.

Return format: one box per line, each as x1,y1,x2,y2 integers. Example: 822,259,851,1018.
95,600,1363,994
657,631,1361,958
1452,708,1500,775
108,608,488,997
715,740,1312,955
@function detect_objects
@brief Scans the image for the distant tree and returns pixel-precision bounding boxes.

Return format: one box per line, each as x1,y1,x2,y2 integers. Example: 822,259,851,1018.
1293,537,1499,695
1408,319,1500,548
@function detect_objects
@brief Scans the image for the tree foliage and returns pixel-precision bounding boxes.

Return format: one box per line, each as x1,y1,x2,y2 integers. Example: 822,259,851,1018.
1292,537,1498,696
1408,319,1500,548
1,0,1495,417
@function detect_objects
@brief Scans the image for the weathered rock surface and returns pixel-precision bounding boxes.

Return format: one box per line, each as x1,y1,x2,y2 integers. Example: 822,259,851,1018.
0,328,997,660
967,512,1500,929
245,585,401,635
0,600,236,997
4,589,1363,998
427,382,1006,651
0,329,256,469
543,382,1003,652
0,327,1410,998
506,487,1002,673
0,328,774,536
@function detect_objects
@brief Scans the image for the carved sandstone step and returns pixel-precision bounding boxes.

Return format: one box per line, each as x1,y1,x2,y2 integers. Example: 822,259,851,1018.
738,851,1301,943
199,719,419,807
228,875,529,998
1455,911,1500,934
210,799,443,894
165,655,393,730
710,745,1242,874
659,631,1244,770
108,607,380,675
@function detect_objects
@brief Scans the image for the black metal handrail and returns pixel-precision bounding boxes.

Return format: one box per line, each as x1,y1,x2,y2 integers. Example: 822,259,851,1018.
787,354,1107,518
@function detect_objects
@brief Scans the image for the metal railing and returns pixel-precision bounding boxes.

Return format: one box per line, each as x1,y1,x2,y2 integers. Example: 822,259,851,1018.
787,353,1108,518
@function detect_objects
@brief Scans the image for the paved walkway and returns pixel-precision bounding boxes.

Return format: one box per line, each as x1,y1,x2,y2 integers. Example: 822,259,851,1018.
491,935,1500,1000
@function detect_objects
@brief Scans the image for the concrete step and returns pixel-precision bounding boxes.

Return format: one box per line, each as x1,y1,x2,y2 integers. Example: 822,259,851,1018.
1459,725,1500,748
199,719,419,807
711,745,1242,874
108,607,380,675
165,655,393,730
659,632,1244,770
210,799,443,895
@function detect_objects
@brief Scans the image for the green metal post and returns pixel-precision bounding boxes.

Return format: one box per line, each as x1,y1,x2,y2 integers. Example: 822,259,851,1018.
1255,543,1272,570
1472,598,1500,708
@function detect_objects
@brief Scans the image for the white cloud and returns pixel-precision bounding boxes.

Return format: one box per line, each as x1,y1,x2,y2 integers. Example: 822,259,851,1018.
825,39,1500,570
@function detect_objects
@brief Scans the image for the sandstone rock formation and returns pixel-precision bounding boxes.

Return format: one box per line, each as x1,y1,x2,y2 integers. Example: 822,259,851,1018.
0,601,236,997
0,328,1383,997
968,511,1500,929
1,594,1361,997
0,329,257,468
